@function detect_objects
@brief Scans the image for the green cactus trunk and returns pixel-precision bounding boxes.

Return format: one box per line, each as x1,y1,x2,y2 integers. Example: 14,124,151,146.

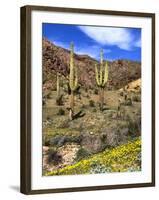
69,91,74,120
69,42,78,120
99,87,104,111
95,49,108,111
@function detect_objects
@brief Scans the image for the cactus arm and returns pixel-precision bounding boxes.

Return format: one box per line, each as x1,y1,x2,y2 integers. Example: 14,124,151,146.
73,66,78,90
69,42,75,91
70,42,74,66
95,64,100,86
95,49,109,111
102,61,108,87
69,63,74,90
99,63,103,86
99,49,103,85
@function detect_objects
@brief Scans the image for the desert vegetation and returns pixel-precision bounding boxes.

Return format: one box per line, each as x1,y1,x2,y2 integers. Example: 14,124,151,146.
42,38,141,176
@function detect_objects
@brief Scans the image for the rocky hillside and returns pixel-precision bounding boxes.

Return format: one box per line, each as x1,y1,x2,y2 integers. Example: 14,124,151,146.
119,78,141,93
42,38,141,92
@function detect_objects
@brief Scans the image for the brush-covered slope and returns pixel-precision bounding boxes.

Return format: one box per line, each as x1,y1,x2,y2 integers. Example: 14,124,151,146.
42,38,141,92
45,138,141,175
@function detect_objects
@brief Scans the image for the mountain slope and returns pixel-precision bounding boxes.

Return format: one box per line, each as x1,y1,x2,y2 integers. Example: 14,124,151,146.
42,38,141,92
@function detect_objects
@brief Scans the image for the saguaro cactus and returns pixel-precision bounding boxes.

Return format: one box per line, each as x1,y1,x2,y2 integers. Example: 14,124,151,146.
56,72,63,106
95,49,108,111
56,72,60,98
69,42,78,120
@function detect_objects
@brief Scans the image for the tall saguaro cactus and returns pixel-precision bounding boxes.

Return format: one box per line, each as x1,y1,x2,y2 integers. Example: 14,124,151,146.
56,72,60,98
95,49,108,111
69,42,78,120
56,72,63,106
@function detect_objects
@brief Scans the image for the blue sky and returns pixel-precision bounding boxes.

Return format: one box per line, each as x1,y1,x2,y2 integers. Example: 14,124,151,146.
42,23,141,62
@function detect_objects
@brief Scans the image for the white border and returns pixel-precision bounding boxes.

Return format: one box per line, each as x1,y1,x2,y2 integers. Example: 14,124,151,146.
31,10,152,190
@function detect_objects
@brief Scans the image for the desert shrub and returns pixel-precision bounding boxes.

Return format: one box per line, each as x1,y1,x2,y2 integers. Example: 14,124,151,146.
58,119,69,128
89,100,95,107
75,147,90,161
56,94,63,106
57,108,65,115
50,135,65,147
94,88,98,95
43,136,50,146
132,95,141,102
80,104,87,109
127,117,141,136
47,93,52,99
42,97,46,106
92,108,97,112
64,135,82,144
50,135,82,147
119,91,124,96
124,98,132,106
81,134,104,154
107,112,113,118
48,148,62,165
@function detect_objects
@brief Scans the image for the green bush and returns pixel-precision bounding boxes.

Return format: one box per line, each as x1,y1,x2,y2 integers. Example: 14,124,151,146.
75,147,90,161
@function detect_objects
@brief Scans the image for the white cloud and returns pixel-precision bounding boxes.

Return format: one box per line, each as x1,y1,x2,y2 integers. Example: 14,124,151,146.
53,40,69,49
52,39,111,60
78,26,134,50
134,39,141,48
75,45,111,60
